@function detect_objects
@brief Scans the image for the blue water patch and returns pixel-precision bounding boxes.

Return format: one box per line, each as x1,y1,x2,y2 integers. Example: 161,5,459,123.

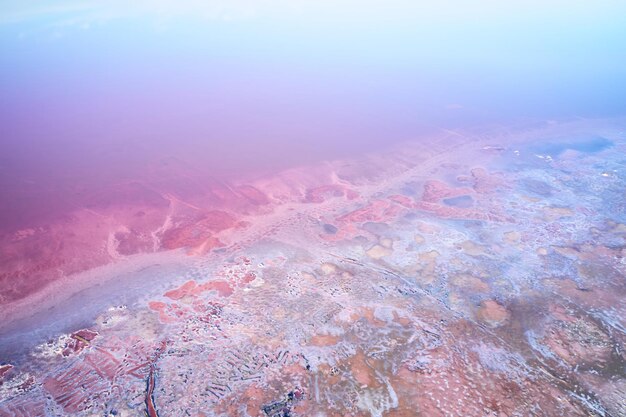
529,135,613,156
442,195,474,208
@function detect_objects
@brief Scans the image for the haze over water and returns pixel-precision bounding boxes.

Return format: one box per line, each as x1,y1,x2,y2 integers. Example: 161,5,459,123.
1,0,625,231
2,4,626,416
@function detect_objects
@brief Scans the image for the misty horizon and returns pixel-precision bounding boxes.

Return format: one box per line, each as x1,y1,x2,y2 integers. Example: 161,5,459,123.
0,2,625,417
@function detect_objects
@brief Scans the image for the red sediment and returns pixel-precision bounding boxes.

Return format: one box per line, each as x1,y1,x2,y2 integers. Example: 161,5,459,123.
0,364,13,382
0,231,105,304
83,351,120,381
236,185,270,205
337,200,396,223
148,301,179,323
0,195,169,304
153,279,233,323
18,376,35,392
422,179,474,203
322,199,406,241
304,184,359,203
148,301,168,310
160,211,236,250
164,280,233,300
61,329,99,357
114,229,155,256
192,299,222,314
201,236,226,252
192,300,223,324
196,210,238,232
388,194,416,208
471,167,507,194
199,280,232,297
163,281,198,300
345,189,359,200
149,301,174,321
0,393,46,416
414,201,512,222
42,336,158,413
92,335,157,380
241,271,256,285
388,177,512,223
43,361,110,413
160,227,208,250
73,329,98,342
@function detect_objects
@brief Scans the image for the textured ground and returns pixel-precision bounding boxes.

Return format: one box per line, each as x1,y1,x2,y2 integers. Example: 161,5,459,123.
0,119,625,416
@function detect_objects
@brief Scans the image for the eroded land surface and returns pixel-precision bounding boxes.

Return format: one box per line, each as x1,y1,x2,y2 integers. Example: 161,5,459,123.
1,119,625,416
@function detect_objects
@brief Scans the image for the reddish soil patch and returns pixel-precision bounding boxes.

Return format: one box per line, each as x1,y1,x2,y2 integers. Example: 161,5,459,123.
304,184,359,203
422,180,473,203
0,364,13,382
164,280,233,300
62,329,99,357
235,185,270,206
476,300,510,327
160,210,236,250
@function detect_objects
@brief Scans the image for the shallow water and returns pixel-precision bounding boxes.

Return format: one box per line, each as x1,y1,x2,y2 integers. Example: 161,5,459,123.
529,135,614,156
0,253,189,360
442,195,473,208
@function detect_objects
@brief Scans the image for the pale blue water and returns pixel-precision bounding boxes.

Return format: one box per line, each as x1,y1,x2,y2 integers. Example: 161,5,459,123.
530,136,614,156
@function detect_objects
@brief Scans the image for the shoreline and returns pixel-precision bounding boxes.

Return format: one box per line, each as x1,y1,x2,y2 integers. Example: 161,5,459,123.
0,249,186,345
1,117,623,351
